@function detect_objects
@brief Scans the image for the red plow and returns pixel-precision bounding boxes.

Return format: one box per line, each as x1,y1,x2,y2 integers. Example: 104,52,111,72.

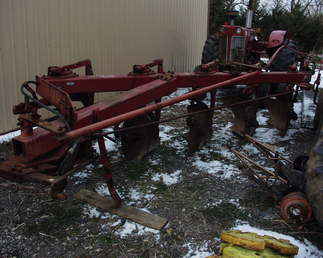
0,59,313,192
0,57,319,226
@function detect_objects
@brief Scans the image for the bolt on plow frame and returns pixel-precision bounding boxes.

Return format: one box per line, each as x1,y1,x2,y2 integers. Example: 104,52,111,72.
0,57,318,222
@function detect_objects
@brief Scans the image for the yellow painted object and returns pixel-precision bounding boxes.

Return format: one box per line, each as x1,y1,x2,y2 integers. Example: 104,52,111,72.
219,230,299,258
221,244,293,258
221,230,266,251
263,235,299,255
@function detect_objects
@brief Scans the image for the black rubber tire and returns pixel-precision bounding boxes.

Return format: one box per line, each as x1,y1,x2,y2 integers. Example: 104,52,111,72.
305,93,323,227
306,131,323,228
201,35,219,64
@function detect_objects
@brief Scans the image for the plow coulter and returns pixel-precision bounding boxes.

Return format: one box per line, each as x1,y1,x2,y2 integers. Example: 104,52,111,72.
0,58,318,226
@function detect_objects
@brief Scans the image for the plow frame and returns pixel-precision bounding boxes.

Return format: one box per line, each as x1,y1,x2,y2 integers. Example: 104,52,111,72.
0,58,316,202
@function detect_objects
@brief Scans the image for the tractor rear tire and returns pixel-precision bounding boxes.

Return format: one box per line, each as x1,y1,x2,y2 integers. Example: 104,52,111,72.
306,131,323,228
306,91,323,228
313,89,323,131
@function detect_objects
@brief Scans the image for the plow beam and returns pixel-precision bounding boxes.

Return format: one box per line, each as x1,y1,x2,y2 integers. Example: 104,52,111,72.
46,71,310,94
47,74,158,93
64,71,261,140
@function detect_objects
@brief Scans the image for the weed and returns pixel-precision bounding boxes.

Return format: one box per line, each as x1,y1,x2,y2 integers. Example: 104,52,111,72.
24,201,82,238
211,152,224,160
125,160,151,181
153,182,168,193
96,234,117,245
202,202,249,228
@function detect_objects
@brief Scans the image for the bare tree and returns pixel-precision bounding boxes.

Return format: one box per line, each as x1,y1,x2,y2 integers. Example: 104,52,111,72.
224,0,237,10
272,0,287,9
289,0,322,15
309,0,323,15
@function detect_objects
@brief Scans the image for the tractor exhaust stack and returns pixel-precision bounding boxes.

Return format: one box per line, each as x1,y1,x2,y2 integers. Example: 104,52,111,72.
245,0,255,28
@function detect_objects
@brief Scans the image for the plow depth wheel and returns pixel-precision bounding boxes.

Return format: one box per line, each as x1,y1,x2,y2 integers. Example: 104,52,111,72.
186,101,213,153
119,114,160,160
280,192,312,224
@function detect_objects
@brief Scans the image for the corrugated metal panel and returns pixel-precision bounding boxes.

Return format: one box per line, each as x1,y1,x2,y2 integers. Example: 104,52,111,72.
0,0,208,132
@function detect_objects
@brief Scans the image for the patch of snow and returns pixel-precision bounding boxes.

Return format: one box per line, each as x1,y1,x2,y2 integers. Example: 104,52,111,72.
83,204,109,219
257,110,269,126
0,130,21,143
193,157,239,179
311,69,323,89
228,198,240,206
206,199,223,207
95,183,155,205
92,128,117,153
129,188,154,201
233,223,323,258
294,92,316,120
260,57,269,63
253,127,298,144
183,241,213,258
221,148,237,160
159,125,174,142
151,169,181,186
96,184,111,197
73,164,94,180
159,125,185,150
115,219,160,239
171,140,185,150
213,122,234,141
73,169,90,179
86,164,95,169
150,158,162,166
243,143,261,154
165,88,191,105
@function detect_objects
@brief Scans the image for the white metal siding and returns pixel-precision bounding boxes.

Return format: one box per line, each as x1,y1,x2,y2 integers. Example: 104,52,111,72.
0,0,208,132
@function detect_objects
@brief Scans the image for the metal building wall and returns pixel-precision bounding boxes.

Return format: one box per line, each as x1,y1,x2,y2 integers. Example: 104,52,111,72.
0,0,208,132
